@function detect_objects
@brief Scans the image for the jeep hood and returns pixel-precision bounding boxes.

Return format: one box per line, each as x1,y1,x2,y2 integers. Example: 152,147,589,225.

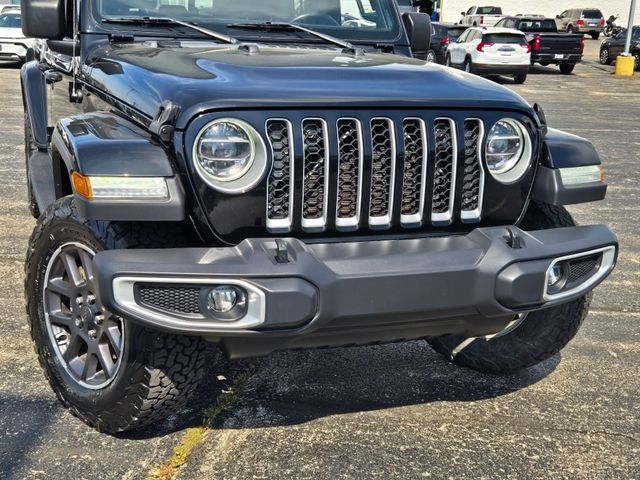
85,42,534,129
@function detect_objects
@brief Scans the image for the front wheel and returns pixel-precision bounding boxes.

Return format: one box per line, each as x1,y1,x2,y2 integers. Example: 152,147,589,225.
26,197,208,433
559,63,575,74
463,57,472,73
426,49,437,63
600,47,611,65
633,52,640,71
445,54,452,67
428,202,591,374
513,72,527,84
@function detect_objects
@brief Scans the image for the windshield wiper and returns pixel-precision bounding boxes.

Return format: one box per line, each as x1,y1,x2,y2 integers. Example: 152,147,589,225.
103,17,239,45
227,22,363,55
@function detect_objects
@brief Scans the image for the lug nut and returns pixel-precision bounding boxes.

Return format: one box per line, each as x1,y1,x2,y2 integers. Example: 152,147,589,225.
75,297,84,305
87,294,96,305
94,314,104,326
88,329,97,339
75,318,84,328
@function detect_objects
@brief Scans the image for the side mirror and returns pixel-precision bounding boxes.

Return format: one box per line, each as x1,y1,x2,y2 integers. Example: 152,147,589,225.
556,15,561,19
21,0,67,39
461,11,466,16
402,12,431,56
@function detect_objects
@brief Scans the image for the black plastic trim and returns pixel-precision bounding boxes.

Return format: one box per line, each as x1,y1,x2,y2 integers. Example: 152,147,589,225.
532,166,607,205
20,61,48,149
542,127,601,168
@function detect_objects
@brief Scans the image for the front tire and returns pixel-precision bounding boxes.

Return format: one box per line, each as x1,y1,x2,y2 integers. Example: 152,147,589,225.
600,47,611,65
559,63,575,74
513,72,527,84
26,197,208,433
427,202,591,374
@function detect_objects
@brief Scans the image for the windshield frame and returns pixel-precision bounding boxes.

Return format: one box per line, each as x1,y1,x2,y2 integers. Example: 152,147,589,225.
87,0,406,46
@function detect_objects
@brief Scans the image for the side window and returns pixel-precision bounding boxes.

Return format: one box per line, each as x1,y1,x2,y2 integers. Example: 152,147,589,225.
495,18,504,27
458,29,470,42
559,10,567,18
466,7,474,15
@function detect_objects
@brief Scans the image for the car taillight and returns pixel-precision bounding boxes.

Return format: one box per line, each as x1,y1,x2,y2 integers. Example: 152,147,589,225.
533,35,541,52
576,18,584,25
480,15,484,25
520,42,532,53
600,18,605,26
580,35,586,50
477,42,494,52
440,37,450,45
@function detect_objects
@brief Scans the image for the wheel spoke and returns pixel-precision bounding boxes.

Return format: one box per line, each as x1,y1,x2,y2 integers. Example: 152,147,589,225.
81,353,99,382
96,344,116,378
78,250,95,290
47,277,77,299
61,251,84,288
48,310,75,328
104,324,123,357
62,334,84,363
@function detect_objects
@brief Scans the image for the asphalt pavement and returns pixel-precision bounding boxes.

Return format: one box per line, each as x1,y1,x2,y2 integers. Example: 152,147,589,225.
0,39,638,480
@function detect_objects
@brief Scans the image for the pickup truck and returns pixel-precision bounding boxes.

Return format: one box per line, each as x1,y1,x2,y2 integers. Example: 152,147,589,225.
460,6,503,26
21,0,616,433
496,16,584,74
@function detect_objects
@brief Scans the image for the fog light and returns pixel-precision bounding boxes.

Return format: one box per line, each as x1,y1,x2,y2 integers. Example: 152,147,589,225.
207,286,239,313
547,263,564,287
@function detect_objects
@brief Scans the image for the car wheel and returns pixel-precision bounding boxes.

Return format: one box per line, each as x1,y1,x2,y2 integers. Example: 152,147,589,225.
591,32,600,40
513,72,527,84
633,52,640,71
600,47,611,65
567,25,574,33
428,202,590,374
463,58,472,73
426,49,437,63
559,63,575,74
445,54,451,67
26,196,208,433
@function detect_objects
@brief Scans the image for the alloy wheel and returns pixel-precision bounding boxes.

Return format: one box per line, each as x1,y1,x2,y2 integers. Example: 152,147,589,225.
426,51,436,63
600,48,609,64
43,242,125,390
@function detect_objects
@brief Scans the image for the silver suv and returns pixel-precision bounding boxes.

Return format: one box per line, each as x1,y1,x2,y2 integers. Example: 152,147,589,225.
556,8,605,39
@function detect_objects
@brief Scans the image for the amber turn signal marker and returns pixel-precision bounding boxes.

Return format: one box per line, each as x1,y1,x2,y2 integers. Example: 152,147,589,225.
599,164,605,183
72,172,93,200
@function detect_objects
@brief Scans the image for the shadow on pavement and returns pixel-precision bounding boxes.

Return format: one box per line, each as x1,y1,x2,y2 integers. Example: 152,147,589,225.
213,341,561,430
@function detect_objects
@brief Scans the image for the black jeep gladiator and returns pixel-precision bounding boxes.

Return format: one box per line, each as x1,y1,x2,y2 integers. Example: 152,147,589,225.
21,0,617,434
495,16,585,74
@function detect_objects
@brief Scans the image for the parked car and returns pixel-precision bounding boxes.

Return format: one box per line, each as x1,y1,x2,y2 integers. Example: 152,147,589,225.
21,0,616,434
446,27,531,83
599,26,640,70
555,8,605,39
496,16,584,74
460,6,503,27
427,22,451,63
0,5,19,13
0,11,33,63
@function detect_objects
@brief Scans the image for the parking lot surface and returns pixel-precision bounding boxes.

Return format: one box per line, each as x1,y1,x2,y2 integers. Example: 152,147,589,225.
0,40,638,479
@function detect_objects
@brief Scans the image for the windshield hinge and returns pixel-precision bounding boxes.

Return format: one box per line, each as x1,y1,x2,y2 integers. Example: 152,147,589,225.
109,33,135,43
149,101,181,142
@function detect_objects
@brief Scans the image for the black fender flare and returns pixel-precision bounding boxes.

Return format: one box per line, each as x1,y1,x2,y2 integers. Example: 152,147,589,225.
51,111,185,221
532,128,606,205
21,60,48,149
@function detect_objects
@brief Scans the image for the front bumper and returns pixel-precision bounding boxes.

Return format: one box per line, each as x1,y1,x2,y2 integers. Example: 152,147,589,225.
94,225,617,358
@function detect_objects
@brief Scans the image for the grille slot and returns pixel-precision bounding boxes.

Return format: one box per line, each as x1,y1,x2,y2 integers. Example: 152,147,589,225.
460,119,485,223
369,118,396,228
401,118,427,226
336,119,363,230
264,115,488,234
568,255,600,283
138,285,201,315
266,119,294,232
431,118,457,225
301,119,329,231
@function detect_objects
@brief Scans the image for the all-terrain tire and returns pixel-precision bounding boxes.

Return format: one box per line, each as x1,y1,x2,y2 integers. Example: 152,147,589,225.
559,63,575,75
427,202,591,374
26,196,208,433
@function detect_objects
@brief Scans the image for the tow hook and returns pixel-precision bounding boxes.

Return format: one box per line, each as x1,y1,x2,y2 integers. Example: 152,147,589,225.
504,227,525,249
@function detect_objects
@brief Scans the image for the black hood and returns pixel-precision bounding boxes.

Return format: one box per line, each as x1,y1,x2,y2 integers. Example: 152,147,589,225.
85,42,534,129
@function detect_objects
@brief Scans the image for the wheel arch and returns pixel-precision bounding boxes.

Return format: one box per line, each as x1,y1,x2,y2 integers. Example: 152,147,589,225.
21,60,48,149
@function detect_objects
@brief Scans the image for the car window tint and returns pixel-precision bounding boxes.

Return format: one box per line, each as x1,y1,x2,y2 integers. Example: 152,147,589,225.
483,33,525,44
582,10,603,19
477,7,501,14
518,19,557,32
0,13,21,28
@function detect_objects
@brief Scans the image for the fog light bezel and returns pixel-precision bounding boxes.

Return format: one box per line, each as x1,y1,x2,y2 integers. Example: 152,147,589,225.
203,285,248,322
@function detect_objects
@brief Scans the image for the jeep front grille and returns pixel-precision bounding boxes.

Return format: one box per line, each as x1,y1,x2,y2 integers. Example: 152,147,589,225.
265,116,486,233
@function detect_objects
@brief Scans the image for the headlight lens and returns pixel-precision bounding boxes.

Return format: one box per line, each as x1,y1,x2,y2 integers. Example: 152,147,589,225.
485,118,532,183
193,119,268,194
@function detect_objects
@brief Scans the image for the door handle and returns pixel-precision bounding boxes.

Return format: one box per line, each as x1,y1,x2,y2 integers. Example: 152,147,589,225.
44,70,63,84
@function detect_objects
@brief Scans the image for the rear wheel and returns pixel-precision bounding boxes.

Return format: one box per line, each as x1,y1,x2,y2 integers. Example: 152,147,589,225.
26,196,208,433
591,32,600,40
426,49,437,63
633,52,640,71
559,63,575,74
513,72,527,84
463,57,472,73
600,47,611,65
567,25,574,33
445,54,452,67
427,202,591,374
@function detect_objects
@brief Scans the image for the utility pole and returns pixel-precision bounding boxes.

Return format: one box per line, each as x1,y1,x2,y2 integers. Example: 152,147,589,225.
624,0,637,54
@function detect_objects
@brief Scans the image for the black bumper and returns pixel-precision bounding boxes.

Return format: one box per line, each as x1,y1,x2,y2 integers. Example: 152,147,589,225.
94,225,617,358
532,54,583,65
472,64,529,75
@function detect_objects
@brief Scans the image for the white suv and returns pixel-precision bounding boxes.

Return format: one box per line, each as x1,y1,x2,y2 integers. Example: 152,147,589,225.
445,27,531,84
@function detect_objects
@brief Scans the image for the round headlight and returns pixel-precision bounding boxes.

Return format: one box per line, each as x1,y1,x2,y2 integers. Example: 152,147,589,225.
193,118,268,193
485,118,532,184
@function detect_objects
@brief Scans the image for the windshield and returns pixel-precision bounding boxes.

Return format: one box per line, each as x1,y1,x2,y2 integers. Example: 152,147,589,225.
93,0,402,43
0,12,21,28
